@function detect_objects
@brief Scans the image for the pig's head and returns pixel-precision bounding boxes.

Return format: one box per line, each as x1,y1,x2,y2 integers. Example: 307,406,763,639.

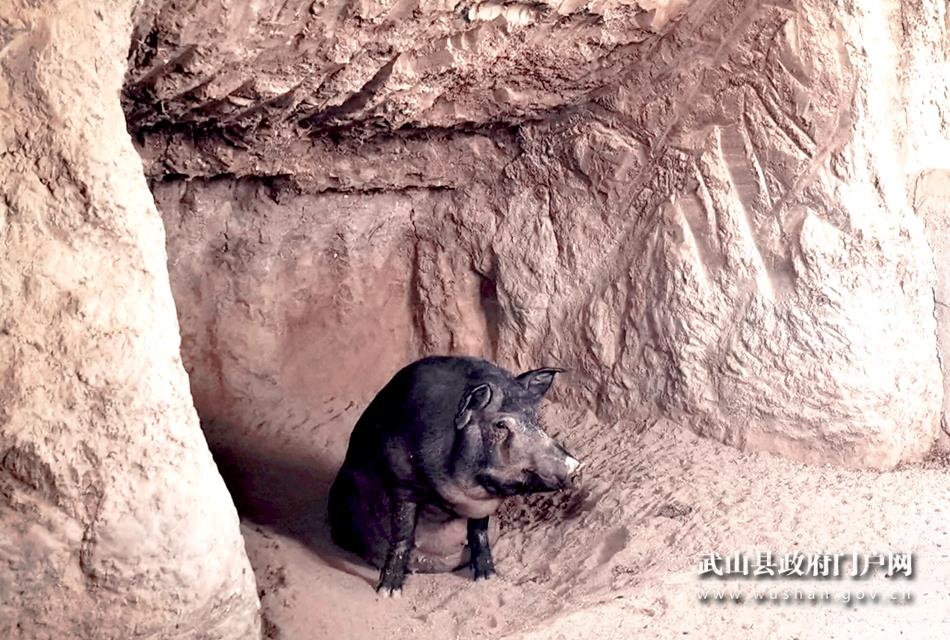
453,367,581,497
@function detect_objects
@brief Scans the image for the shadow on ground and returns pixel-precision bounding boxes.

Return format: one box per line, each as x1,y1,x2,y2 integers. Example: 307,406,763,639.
207,437,377,585
206,425,485,590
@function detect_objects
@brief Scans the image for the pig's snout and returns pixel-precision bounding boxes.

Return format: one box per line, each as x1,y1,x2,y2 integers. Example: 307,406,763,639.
564,453,581,475
555,443,582,478
533,443,581,490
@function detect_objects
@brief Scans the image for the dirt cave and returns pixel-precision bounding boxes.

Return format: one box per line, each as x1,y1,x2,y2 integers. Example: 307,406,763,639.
3,0,950,638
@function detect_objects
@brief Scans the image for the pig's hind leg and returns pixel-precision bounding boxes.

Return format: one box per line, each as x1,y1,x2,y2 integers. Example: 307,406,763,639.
328,467,390,568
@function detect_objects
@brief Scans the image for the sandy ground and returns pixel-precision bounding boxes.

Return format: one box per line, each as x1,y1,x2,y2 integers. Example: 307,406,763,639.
230,412,950,640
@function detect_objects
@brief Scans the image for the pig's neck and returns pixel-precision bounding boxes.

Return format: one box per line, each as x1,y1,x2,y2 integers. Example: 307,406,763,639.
437,426,502,518
436,477,503,519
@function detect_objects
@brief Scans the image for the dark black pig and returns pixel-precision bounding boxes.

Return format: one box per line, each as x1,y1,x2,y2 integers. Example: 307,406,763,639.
328,355,581,596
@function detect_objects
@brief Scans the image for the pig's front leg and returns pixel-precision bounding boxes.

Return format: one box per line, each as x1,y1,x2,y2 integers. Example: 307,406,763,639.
467,516,495,580
377,497,417,597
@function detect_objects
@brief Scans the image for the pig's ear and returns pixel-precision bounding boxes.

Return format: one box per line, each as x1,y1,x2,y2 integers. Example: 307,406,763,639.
455,383,493,429
516,367,565,400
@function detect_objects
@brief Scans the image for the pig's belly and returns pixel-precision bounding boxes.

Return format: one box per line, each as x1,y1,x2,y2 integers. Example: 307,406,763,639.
410,512,470,573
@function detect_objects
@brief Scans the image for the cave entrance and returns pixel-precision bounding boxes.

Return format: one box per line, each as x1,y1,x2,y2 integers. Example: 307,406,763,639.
118,1,950,639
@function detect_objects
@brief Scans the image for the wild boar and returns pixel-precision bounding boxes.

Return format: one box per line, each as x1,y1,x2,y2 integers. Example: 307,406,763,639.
328,355,580,596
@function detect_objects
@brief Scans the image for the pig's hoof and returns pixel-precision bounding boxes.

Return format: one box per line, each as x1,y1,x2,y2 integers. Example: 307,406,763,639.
473,562,495,581
376,578,404,598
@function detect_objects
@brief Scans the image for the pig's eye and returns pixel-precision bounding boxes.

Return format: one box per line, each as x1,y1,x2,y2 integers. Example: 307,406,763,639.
494,420,510,431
